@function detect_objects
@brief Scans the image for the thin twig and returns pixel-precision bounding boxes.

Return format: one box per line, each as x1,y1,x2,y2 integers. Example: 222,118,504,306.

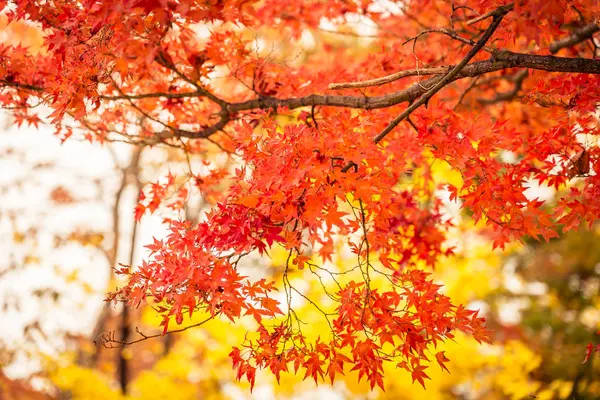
467,3,513,25
329,67,450,90
99,314,216,348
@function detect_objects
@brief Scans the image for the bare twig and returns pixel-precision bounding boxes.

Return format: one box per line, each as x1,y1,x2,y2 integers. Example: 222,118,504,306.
329,67,450,90
99,314,215,348
467,3,513,25
117,147,142,394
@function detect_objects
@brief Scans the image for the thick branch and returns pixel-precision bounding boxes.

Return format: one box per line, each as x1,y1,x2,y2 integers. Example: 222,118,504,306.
550,23,600,54
2,51,600,142
331,22,597,91
171,52,600,139
495,51,600,73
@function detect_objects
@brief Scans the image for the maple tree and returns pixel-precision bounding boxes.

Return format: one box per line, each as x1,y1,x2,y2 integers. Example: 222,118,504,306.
1,0,600,392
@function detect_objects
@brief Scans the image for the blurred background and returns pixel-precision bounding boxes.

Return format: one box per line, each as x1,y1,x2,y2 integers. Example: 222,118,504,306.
1,13,600,400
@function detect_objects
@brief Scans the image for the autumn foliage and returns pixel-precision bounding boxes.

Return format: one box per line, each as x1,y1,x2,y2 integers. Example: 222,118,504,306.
1,0,600,392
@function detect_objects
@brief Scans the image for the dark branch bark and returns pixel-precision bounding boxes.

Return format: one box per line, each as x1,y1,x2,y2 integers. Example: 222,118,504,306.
2,50,600,142
496,51,600,73
197,53,599,141
550,23,599,54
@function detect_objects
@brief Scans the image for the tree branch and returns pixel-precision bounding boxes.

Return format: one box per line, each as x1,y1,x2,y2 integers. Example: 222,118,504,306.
2,52,599,142
0,80,44,93
330,21,598,91
329,67,451,90
157,51,600,140
100,91,203,101
550,23,600,54
372,8,508,143
466,3,514,25
2,33,600,144
478,69,528,104
99,315,215,348
153,51,228,107
117,148,142,395
89,147,133,367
